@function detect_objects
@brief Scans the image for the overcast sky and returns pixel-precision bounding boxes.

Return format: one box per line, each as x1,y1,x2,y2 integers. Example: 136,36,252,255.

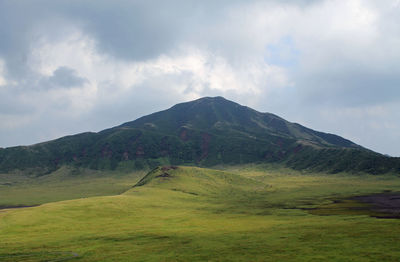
0,0,399,156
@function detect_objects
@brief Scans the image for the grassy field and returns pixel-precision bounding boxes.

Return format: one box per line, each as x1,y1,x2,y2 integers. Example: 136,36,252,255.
1,165,400,261
0,166,145,207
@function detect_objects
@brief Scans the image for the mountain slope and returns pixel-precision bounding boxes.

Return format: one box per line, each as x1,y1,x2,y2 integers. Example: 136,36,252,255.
120,96,360,149
0,96,399,175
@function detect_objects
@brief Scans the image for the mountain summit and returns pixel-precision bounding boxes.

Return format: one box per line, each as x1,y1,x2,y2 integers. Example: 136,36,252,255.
0,97,398,174
120,96,360,149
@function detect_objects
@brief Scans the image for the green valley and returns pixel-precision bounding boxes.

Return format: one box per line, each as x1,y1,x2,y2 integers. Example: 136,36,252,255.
1,166,400,261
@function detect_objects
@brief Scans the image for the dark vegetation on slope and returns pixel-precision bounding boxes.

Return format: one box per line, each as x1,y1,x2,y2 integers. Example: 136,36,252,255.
0,97,399,175
135,166,179,187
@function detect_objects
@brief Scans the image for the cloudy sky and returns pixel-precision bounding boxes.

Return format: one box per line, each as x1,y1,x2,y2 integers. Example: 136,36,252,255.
0,0,399,156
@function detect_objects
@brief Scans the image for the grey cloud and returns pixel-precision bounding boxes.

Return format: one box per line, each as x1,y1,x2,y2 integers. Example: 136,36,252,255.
0,0,320,77
46,66,88,88
0,87,34,115
0,0,209,70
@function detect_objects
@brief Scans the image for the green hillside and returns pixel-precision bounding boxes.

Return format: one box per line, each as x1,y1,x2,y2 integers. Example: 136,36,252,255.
0,166,145,207
1,166,400,261
0,97,399,175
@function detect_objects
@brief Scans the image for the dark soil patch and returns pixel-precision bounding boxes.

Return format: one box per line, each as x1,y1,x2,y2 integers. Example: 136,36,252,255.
171,188,199,196
352,193,400,219
156,166,178,178
161,166,178,172
309,192,400,219
156,172,171,178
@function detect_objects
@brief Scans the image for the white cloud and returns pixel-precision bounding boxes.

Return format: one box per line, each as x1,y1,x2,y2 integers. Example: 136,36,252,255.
24,27,291,115
0,59,7,86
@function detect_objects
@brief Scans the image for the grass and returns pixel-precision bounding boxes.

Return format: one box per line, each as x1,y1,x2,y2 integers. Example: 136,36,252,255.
0,166,145,206
1,165,400,261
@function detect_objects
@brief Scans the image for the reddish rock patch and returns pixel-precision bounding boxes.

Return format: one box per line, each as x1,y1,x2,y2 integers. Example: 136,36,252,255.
292,144,302,154
180,129,188,141
276,139,283,148
81,148,87,157
123,151,129,160
136,146,145,157
101,146,112,158
200,133,211,160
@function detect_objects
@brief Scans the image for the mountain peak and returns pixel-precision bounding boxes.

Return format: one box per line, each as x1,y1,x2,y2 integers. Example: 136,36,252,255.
2,96,396,175
171,96,239,110
120,96,359,150
195,96,227,102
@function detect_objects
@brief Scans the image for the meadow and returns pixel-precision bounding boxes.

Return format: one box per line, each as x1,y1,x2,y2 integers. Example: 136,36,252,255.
0,166,145,207
1,165,400,261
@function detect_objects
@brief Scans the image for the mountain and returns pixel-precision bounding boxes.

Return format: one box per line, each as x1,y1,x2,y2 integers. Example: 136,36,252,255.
119,96,360,148
0,96,399,175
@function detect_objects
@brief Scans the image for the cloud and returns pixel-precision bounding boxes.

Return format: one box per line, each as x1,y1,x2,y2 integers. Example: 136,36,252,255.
0,59,7,86
0,0,399,156
41,66,88,88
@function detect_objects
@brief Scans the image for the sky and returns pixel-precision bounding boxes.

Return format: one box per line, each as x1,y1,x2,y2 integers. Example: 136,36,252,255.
0,0,399,156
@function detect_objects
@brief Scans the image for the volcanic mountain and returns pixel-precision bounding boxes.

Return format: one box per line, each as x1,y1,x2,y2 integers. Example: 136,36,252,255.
0,97,398,175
